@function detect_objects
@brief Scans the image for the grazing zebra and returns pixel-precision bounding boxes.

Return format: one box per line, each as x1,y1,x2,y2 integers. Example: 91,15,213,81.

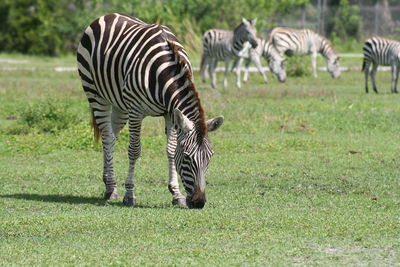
362,36,400,94
77,13,224,209
200,18,258,89
270,27,341,78
232,38,286,83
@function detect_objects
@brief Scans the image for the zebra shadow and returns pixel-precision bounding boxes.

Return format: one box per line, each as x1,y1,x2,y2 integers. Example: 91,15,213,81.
0,193,171,209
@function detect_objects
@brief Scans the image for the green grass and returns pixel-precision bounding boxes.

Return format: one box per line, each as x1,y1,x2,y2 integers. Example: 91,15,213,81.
0,55,399,266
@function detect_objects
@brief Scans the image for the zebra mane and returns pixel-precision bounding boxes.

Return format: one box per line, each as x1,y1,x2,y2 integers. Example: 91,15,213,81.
319,35,338,59
166,40,207,137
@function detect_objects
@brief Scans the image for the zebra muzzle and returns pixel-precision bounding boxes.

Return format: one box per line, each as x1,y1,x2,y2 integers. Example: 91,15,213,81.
187,189,206,209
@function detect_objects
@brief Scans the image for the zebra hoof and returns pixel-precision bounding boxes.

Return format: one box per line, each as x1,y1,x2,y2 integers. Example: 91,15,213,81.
123,196,136,207
104,189,118,200
172,197,187,207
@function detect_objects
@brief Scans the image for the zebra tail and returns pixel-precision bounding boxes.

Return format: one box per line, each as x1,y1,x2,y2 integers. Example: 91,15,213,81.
90,107,101,143
361,59,366,72
200,53,205,73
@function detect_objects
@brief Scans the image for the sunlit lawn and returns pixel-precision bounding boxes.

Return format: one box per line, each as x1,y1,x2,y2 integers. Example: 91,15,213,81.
0,55,399,266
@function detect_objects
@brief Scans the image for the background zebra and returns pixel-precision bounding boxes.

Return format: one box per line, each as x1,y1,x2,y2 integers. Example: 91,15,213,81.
270,27,341,79
362,36,400,94
200,18,258,89
232,38,287,84
77,13,224,209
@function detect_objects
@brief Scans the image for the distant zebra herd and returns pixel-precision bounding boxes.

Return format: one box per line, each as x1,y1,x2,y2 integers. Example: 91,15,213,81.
200,19,400,95
201,20,342,89
77,14,399,209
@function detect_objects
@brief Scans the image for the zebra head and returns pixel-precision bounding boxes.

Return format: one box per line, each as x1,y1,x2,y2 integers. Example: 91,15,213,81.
327,56,341,78
268,54,287,83
236,18,258,49
173,109,224,209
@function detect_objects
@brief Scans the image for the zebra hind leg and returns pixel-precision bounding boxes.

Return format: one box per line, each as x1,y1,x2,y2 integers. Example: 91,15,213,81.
371,63,379,93
363,61,370,93
391,64,399,94
111,106,128,137
122,112,143,206
90,98,118,200
201,55,209,83
395,66,400,93
209,58,218,89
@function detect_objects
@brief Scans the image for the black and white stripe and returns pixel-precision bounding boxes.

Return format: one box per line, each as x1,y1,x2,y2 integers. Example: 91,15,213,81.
232,38,287,83
362,36,400,93
200,18,258,89
77,13,224,209
270,27,341,78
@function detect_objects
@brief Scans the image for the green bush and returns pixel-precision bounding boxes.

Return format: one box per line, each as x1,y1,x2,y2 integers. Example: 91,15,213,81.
10,100,80,134
285,54,312,77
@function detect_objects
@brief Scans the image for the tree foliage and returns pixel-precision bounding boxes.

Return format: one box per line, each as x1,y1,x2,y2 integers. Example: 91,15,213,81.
0,0,363,56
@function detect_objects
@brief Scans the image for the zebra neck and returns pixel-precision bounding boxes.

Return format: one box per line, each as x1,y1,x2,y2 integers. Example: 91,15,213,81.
167,84,206,136
231,34,246,56
262,40,273,59
319,38,336,60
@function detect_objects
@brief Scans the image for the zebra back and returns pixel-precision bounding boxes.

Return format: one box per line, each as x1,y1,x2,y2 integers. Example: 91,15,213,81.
363,36,400,67
270,27,338,59
201,18,258,61
270,27,340,78
77,13,207,134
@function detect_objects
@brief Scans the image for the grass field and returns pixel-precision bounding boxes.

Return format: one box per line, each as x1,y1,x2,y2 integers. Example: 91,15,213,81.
0,54,399,266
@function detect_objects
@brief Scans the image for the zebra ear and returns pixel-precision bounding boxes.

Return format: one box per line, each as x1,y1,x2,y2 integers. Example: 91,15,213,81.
241,18,249,25
207,116,224,132
173,109,194,133
251,18,257,26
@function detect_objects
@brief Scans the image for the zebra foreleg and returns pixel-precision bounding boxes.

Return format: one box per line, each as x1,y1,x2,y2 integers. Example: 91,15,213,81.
371,63,379,93
311,52,318,78
243,58,250,83
391,64,399,93
123,113,143,206
92,100,118,200
165,116,186,207
252,54,268,83
224,59,231,89
233,58,242,88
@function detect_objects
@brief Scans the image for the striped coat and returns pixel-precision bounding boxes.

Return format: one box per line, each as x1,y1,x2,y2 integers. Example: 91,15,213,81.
232,38,286,83
77,13,224,209
362,36,400,93
270,27,340,78
200,18,258,89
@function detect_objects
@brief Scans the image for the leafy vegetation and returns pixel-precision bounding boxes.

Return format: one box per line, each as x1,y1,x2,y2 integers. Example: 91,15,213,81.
6,100,80,134
285,54,312,77
0,55,399,265
0,0,366,56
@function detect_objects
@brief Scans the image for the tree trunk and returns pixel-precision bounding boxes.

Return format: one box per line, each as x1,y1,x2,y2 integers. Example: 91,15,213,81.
376,0,394,35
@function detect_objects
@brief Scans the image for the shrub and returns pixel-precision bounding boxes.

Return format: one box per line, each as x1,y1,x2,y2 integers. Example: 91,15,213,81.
10,100,79,134
285,54,312,77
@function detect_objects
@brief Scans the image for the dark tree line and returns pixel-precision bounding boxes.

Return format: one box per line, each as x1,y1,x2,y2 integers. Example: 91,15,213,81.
0,0,396,56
